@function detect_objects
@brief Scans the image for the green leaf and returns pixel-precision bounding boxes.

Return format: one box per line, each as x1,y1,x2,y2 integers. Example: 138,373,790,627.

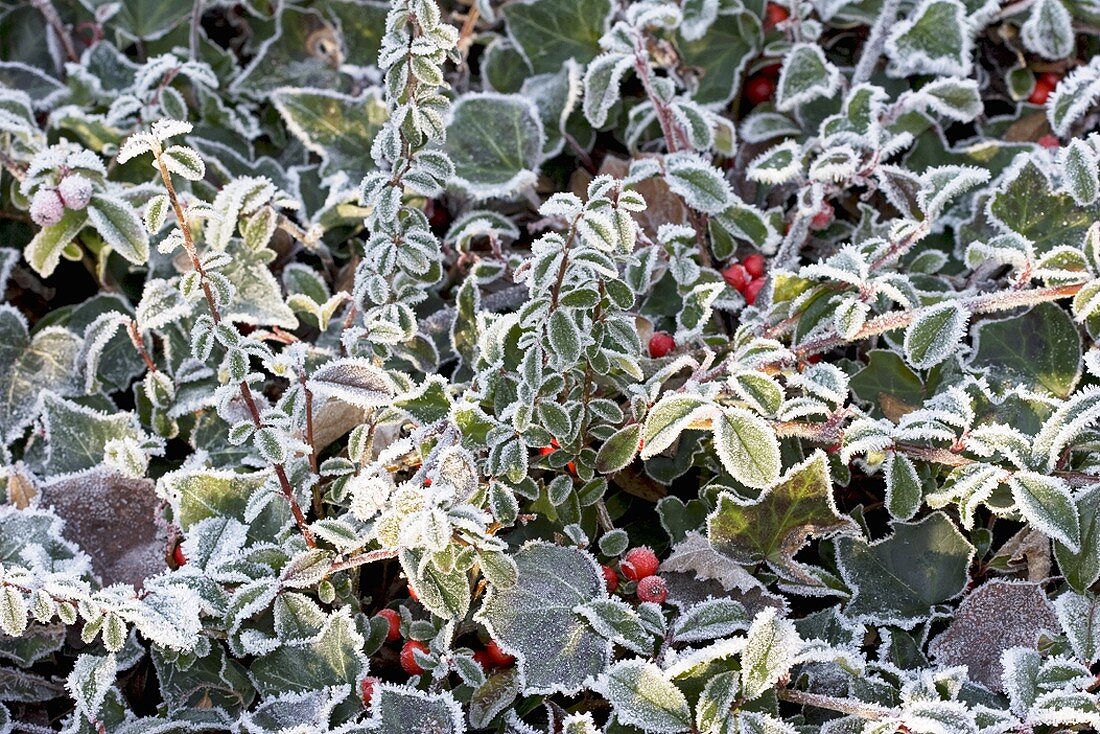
369,685,465,734
445,93,545,198
503,0,611,74
885,0,972,77
249,610,366,695
740,608,800,700
711,407,781,489
79,0,192,40
885,452,923,520
401,549,471,620
0,307,81,444
708,451,856,569
601,659,692,733
308,358,395,409
640,394,713,458
475,542,611,694
971,303,1081,399
161,469,290,541
24,208,86,277
221,241,298,328
903,300,968,370
25,393,142,477
271,88,387,184
777,43,840,112
836,511,974,626
1054,485,1100,592
86,193,149,266
596,423,642,473
675,10,760,106
988,159,1100,255
849,349,927,421
1010,472,1080,552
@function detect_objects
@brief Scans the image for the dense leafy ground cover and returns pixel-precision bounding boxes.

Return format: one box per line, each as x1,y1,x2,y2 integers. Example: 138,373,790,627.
3,0,1100,731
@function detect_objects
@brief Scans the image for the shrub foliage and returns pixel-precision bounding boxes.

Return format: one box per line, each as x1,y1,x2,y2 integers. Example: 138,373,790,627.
1,0,1100,731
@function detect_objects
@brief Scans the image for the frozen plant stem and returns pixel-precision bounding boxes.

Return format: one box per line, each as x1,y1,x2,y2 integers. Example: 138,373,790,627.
152,148,317,548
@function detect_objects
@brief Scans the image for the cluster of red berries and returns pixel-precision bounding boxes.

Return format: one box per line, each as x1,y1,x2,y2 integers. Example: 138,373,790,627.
1028,71,1062,105
721,252,767,306
601,546,669,604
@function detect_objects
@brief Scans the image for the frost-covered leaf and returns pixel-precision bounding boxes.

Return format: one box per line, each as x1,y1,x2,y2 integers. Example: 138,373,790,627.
308,358,395,409
271,87,387,184
0,307,80,444
970,302,1081,398
903,301,968,370
600,659,692,733
741,608,800,700
367,684,466,734
66,654,116,724
886,0,973,77
87,194,149,266
25,393,142,477
1059,138,1099,205
641,394,714,458
503,0,611,74
1054,485,1100,592
665,153,733,214
475,542,611,694
1009,472,1080,552
836,511,974,626
445,93,544,199
777,44,841,112
583,52,632,128
249,610,366,695
988,159,1100,255
711,407,781,489
1020,0,1074,60
929,580,1058,690
709,452,856,570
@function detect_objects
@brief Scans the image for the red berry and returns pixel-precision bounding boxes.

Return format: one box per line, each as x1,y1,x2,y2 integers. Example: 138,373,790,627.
810,203,834,231
764,3,790,28
621,546,660,582
360,676,378,707
744,278,766,306
1038,134,1060,150
377,608,401,642
602,564,620,594
648,331,675,358
473,649,493,671
1039,71,1062,87
400,640,429,675
407,583,419,602
538,445,555,456
636,575,668,604
1029,79,1053,105
743,253,766,278
485,640,516,668
759,63,782,79
423,477,432,486
722,263,750,292
172,544,186,566
744,75,776,105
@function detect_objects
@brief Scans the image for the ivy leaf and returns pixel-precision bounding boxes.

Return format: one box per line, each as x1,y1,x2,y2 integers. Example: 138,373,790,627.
675,9,760,106
988,158,1100,255
776,44,841,112
711,407,781,489
1020,0,1074,61
1010,472,1080,552
970,302,1082,398
445,93,544,199
708,451,856,570
885,0,972,77
475,542,611,695
903,300,968,370
928,580,1059,690
0,307,81,444
836,511,974,627
271,88,387,185
600,659,692,733
25,393,142,477
250,610,366,695
503,0,611,74
368,684,466,734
